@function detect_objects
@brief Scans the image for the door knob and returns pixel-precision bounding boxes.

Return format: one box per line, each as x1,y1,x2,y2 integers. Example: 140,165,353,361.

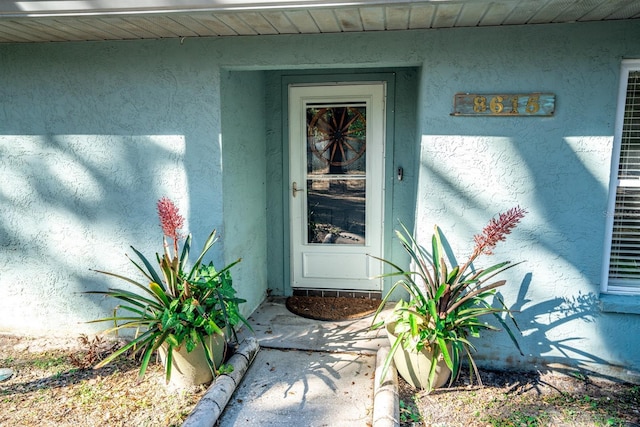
292,182,305,198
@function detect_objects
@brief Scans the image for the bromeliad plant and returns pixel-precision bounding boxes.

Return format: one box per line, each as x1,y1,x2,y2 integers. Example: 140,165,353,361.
87,197,250,383
372,206,527,392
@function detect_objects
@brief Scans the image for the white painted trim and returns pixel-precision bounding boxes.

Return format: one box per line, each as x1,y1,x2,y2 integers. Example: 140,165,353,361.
0,0,430,17
288,82,386,291
601,58,640,295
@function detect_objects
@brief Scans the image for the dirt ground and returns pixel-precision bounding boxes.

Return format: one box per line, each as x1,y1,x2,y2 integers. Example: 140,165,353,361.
398,366,640,427
0,333,206,427
2,330,640,427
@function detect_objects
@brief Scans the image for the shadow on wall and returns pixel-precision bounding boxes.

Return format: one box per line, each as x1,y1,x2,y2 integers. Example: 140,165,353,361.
0,132,224,335
0,41,228,335
511,134,629,380
471,272,637,383
417,130,633,379
512,274,620,381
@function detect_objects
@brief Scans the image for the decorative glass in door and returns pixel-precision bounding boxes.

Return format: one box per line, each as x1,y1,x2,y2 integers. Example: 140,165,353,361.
306,104,366,245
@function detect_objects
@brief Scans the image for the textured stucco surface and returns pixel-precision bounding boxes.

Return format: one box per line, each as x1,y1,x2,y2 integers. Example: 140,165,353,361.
220,70,268,316
413,22,640,381
1,20,639,381
0,42,225,334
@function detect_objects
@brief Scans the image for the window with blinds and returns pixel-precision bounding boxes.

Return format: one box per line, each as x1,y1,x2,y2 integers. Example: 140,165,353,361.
608,65,640,291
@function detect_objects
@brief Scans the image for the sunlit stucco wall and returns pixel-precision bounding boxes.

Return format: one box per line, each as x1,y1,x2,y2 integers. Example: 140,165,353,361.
412,22,640,382
0,43,226,335
0,20,639,383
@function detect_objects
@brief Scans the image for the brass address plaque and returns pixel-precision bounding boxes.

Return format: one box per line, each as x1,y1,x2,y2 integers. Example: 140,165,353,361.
453,93,555,116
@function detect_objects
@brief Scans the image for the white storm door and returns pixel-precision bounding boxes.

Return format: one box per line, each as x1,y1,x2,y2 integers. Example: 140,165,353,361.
289,83,385,291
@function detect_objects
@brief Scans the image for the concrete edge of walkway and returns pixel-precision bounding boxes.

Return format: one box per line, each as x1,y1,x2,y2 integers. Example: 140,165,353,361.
373,346,400,427
182,336,260,427
182,338,400,427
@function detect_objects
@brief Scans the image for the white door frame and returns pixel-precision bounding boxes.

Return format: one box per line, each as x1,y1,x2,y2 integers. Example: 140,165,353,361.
288,82,385,291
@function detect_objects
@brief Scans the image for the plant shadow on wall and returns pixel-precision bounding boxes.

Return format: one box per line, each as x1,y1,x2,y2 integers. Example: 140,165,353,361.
372,206,528,393
85,197,251,388
508,274,609,380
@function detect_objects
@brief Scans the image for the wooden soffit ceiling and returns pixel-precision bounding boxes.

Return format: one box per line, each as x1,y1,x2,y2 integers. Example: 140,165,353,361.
0,0,638,43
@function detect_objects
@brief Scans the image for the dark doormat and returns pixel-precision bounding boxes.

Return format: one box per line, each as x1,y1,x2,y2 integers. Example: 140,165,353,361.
285,295,380,321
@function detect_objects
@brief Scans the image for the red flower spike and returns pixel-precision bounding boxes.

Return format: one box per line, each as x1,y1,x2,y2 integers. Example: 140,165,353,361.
473,206,527,255
157,197,184,242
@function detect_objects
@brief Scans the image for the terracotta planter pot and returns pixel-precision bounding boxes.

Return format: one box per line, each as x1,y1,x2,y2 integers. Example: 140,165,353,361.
385,321,451,390
159,333,226,388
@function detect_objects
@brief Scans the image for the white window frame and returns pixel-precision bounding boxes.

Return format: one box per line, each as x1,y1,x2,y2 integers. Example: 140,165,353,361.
602,59,640,295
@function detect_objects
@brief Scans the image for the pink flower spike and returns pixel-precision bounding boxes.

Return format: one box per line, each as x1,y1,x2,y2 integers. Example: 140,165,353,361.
474,206,527,255
157,197,184,241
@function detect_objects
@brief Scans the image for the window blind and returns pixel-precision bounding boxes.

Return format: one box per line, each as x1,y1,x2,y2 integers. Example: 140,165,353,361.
609,70,640,287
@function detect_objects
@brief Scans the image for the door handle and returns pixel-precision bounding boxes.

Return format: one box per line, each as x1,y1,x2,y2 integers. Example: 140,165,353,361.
292,181,305,198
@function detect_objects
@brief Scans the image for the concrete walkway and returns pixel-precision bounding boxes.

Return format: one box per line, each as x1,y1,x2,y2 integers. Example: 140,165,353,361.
216,297,395,427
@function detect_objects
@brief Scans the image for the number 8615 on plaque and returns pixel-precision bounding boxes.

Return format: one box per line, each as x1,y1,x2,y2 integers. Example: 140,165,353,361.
452,93,555,116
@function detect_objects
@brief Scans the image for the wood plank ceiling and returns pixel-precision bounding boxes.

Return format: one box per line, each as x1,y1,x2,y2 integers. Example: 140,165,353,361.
0,0,638,43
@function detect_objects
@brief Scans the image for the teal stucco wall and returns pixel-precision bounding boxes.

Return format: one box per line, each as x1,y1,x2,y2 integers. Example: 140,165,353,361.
1,20,639,381
220,70,269,316
413,22,640,381
0,41,228,333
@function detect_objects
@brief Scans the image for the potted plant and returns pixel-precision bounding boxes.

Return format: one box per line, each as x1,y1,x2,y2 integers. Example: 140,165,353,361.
86,197,250,388
372,206,527,392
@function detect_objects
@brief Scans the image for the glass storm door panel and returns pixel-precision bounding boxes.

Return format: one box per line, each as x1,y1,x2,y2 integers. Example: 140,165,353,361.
289,83,385,291
307,105,367,245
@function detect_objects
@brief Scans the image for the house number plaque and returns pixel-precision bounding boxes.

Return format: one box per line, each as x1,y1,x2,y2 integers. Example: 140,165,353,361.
452,93,555,116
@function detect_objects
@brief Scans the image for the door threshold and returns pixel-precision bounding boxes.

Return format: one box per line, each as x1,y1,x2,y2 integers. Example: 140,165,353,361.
292,288,382,300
